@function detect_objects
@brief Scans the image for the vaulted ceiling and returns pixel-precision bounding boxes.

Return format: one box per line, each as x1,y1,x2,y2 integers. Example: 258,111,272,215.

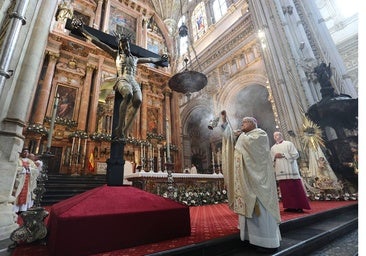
147,0,188,20
147,0,189,35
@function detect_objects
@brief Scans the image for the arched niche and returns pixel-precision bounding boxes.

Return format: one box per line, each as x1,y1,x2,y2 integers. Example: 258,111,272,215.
181,99,214,173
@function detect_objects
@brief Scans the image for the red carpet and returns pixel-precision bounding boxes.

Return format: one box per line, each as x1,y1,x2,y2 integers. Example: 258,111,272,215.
12,200,357,256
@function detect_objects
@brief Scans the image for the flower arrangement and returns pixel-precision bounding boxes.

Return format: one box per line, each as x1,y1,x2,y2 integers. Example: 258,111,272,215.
69,130,88,139
302,176,358,202
44,116,77,127
157,184,228,206
307,192,358,201
147,132,165,141
89,132,112,142
26,123,48,135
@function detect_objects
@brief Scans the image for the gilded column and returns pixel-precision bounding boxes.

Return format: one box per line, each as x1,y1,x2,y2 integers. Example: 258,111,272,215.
163,89,172,163
32,52,59,124
140,82,148,139
87,57,103,133
78,64,95,130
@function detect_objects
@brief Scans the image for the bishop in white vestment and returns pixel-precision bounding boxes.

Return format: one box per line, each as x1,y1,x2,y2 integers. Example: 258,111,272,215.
221,113,281,251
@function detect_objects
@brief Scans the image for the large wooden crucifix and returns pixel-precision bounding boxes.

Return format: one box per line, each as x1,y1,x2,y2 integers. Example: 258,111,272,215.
66,18,168,186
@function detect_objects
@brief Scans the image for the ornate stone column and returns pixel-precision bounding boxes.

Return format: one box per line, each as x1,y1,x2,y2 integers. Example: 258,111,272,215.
0,0,29,94
248,0,307,136
93,0,103,29
32,52,59,124
102,0,111,33
78,64,95,130
0,0,58,241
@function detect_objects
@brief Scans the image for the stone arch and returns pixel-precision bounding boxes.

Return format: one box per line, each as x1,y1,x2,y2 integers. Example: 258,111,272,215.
180,97,214,173
216,72,277,145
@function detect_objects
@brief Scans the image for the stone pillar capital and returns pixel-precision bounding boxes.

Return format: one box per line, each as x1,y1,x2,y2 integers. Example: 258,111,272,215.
46,51,60,60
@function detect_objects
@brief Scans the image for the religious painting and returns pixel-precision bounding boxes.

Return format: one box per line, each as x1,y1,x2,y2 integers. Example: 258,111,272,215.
109,6,136,43
56,85,76,119
147,108,159,134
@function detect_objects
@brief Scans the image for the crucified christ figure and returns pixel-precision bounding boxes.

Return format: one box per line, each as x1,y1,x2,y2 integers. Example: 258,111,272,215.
71,18,168,138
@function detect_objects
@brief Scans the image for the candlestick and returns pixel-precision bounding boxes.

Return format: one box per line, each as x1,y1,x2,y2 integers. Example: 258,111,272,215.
140,144,143,164
83,139,87,156
166,118,170,162
150,144,152,159
157,145,161,172
77,137,81,164
212,151,215,173
71,137,75,154
82,139,87,167
46,94,59,152
77,137,81,154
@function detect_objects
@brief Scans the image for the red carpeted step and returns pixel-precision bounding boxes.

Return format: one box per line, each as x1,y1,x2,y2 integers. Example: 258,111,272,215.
47,185,191,256
12,200,357,256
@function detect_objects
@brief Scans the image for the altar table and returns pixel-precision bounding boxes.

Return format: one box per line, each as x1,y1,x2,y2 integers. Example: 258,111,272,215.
125,172,226,200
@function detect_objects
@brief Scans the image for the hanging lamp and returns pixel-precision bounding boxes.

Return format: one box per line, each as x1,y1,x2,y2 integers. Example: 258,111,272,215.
168,57,207,93
168,0,207,94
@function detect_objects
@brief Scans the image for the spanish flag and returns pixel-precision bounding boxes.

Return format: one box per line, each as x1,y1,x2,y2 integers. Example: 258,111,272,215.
88,152,95,173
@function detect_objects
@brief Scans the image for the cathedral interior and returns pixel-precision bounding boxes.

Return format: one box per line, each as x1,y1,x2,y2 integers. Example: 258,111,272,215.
0,0,359,245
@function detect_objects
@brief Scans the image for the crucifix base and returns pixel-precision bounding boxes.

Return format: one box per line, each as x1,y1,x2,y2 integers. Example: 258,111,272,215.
106,92,125,186
106,139,125,186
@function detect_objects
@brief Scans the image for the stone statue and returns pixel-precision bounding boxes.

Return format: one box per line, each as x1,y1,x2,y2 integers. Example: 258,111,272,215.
71,19,168,138
314,62,332,88
313,62,336,98
56,0,73,22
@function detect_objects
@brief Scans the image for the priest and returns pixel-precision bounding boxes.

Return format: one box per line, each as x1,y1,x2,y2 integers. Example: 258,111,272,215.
221,111,281,253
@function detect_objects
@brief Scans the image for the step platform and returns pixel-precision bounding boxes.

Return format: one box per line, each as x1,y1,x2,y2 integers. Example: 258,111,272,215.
47,185,191,256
